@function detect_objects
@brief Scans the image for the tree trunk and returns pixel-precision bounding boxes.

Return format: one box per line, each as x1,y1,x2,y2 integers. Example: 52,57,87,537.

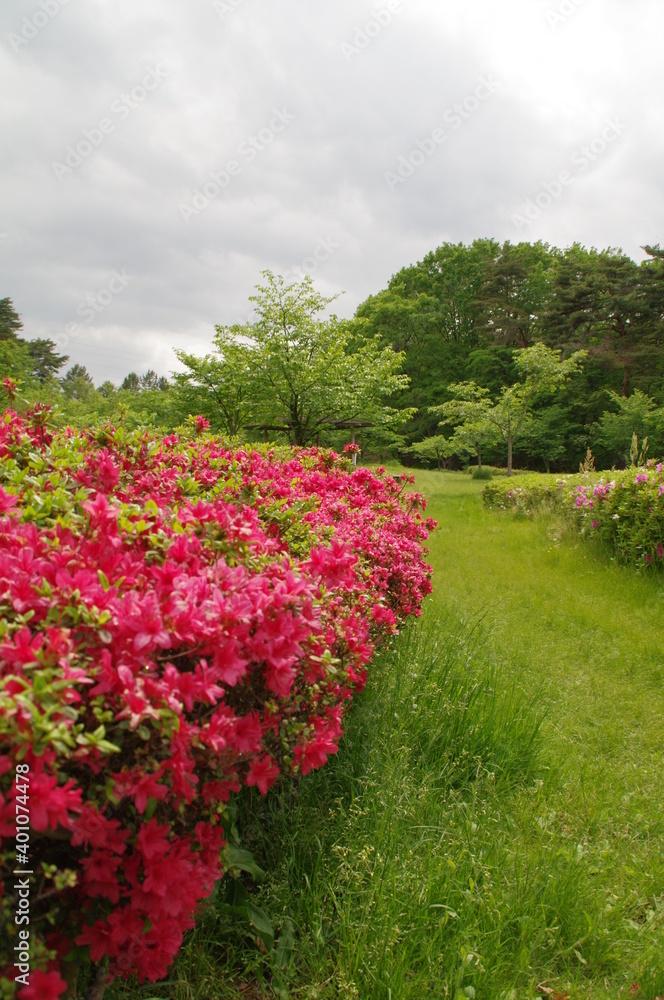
507,415,513,476
63,962,79,1000
621,366,630,398
84,961,109,1000
477,444,482,470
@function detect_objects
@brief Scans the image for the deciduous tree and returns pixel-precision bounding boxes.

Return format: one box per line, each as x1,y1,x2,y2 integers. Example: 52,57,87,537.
175,272,414,445
438,343,586,474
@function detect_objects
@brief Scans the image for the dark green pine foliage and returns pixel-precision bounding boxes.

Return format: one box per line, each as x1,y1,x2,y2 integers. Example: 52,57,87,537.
0,298,23,340
0,299,69,382
61,363,95,401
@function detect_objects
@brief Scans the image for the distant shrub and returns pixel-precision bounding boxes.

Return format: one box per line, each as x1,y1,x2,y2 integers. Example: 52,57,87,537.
482,472,569,513
483,462,664,569
471,466,493,480
469,465,525,478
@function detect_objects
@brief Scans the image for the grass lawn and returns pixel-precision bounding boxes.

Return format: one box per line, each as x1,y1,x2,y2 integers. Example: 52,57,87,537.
111,471,664,1000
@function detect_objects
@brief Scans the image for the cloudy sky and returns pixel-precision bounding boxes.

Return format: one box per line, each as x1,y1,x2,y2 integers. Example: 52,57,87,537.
1,0,662,384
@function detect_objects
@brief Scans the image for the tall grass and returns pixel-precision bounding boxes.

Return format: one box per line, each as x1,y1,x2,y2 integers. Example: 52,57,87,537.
230,618,552,998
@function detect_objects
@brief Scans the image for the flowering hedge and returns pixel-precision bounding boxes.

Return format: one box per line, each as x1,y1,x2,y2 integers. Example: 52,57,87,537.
483,462,664,567
0,408,435,999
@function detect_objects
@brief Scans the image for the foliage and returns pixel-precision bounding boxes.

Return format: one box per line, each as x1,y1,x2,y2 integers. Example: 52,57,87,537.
0,408,435,998
356,241,664,468
403,434,457,470
120,372,141,393
27,340,69,385
595,389,664,465
173,325,257,438
0,341,37,396
60,364,95,401
0,299,24,340
429,382,499,469
174,272,415,446
432,343,586,474
482,470,571,515
0,301,69,385
119,371,169,394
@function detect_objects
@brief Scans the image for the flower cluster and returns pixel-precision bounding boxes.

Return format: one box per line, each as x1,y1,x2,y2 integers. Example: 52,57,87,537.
483,460,664,568
0,409,435,997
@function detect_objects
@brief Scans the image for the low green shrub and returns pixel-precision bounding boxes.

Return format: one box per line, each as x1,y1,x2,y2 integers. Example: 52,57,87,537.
482,471,574,513
468,464,526,477
471,466,493,480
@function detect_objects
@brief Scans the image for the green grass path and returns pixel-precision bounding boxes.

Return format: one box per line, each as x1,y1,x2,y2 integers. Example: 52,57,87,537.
412,471,664,997
422,470,664,844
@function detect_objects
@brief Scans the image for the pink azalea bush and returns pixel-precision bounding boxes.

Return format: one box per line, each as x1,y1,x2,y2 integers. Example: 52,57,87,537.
0,408,435,998
483,461,664,567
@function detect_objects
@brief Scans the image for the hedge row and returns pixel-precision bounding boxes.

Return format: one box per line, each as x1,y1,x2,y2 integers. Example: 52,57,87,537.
483,462,664,567
0,407,435,999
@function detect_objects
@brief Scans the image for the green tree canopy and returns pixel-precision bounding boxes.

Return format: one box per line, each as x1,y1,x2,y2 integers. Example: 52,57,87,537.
139,370,169,392
174,271,414,446
437,343,586,474
0,302,68,382
27,338,69,383
121,372,141,393
594,389,664,466
430,383,500,470
0,298,23,340
61,364,94,401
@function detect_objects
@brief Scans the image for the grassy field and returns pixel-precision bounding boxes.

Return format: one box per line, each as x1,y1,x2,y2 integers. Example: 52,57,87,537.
111,471,664,1000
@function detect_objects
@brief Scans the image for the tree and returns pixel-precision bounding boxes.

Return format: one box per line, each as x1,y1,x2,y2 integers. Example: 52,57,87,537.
61,364,94,401
519,405,569,473
121,372,141,393
481,241,554,347
594,389,664,466
173,326,257,437
354,240,499,443
438,343,586,474
404,434,457,470
639,244,664,358
0,302,67,383
139,370,169,392
27,338,69,383
0,339,35,388
98,381,117,398
175,271,414,446
354,240,664,465
0,298,23,340
430,383,500,470
541,245,653,397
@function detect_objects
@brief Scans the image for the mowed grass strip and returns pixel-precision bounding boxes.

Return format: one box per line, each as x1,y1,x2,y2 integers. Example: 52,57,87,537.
111,471,664,1000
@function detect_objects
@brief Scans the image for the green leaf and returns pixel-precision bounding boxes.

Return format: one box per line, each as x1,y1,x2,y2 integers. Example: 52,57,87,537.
223,844,266,880
246,903,275,951
273,918,295,969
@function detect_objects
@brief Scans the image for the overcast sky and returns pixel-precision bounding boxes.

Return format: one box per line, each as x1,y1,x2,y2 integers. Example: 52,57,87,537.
1,0,662,384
